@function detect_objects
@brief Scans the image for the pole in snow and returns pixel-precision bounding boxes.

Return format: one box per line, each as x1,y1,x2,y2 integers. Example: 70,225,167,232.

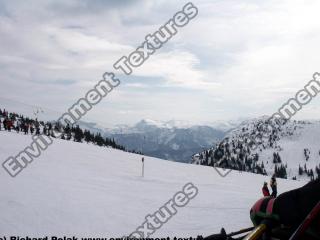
141,157,145,178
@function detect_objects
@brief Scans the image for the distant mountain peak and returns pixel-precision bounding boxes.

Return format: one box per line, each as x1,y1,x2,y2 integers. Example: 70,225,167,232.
134,119,192,130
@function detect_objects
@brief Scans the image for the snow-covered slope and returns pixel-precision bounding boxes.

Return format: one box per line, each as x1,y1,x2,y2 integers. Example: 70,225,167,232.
193,117,320,181
0,131,305,237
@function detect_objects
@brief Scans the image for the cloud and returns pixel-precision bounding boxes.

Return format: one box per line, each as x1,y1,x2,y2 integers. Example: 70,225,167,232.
1,0,320,126
131,50,219,89
45,27,133,53
123,83,149,88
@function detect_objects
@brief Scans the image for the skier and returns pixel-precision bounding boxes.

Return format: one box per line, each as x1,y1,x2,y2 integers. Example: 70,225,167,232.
3,118,7,130
36,126,40,135
43,125,47,135
30,124,34,134
23,123,29,135
270,174,277,198
262,182,270,197
250,179,320,240
7,118,12,131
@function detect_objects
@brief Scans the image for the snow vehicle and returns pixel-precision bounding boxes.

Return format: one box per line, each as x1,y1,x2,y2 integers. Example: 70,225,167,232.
202,179,320,240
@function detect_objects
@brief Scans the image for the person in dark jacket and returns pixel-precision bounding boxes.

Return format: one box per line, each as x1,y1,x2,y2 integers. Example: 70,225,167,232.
23,123,28,135
30,124,34,134
3,118,7,130
270,174,277,198
36,126,40,135
262,182,270,197
7,119,13,131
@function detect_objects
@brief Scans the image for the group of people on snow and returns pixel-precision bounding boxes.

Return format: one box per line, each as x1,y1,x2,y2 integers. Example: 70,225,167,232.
0,108,42,135
262,174,277,198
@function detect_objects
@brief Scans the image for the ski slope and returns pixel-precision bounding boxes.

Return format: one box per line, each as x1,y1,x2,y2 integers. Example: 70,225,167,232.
193,118,320,180
259,121,320,177
0,131,305,237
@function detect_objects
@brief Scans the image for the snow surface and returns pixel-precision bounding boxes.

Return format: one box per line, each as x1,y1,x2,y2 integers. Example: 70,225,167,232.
0,131,305,237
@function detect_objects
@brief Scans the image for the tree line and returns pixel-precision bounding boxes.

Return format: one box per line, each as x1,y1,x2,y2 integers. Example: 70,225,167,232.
0,108,142,155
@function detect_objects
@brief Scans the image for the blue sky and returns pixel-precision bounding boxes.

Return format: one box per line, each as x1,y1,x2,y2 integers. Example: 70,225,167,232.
1,0,320,127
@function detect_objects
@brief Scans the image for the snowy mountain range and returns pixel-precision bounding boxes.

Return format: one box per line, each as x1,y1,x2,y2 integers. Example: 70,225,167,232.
192,116,320,181
77,119,239,162
103,119,230,163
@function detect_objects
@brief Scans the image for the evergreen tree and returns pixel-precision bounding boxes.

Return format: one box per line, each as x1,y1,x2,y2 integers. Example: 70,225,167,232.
74,125,84,142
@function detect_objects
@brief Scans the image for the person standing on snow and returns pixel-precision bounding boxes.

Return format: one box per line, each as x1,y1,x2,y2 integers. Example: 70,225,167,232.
7,118,12,131
30,124,34,134
22,122,27,135
262,182,270,197
270,174,277,198
3,118,7,130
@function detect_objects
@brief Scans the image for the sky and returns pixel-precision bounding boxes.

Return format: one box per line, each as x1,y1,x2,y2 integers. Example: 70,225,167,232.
1,0,320,127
